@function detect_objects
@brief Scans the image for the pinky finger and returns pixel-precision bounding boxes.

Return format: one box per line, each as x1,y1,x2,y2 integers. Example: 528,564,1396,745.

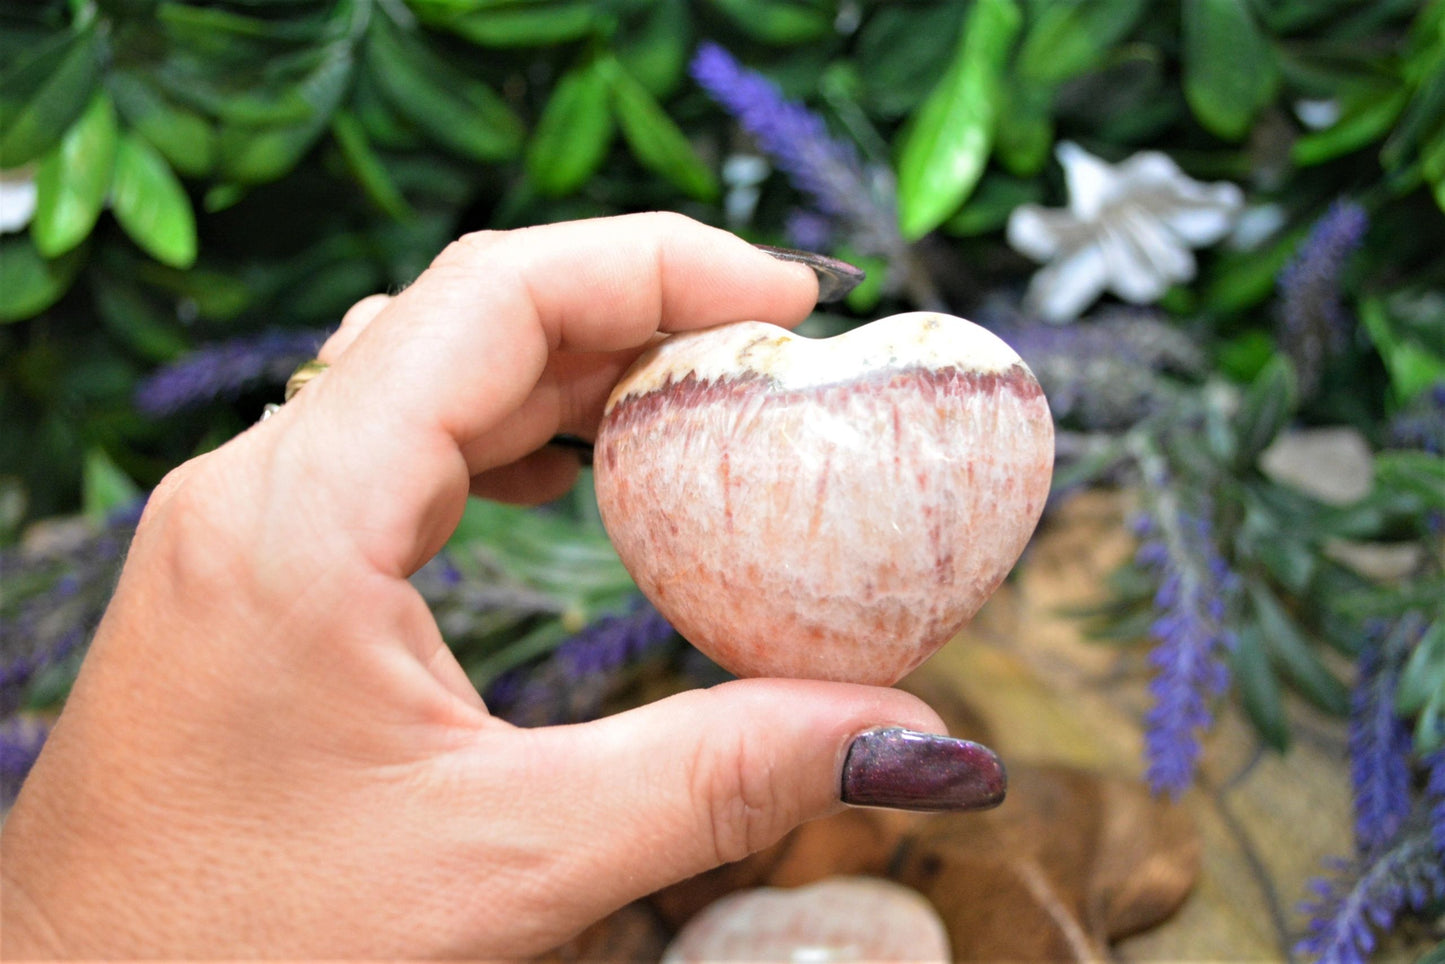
318,294,393,364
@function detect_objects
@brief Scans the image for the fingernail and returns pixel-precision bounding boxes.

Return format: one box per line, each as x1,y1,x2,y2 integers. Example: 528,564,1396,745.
755,244,867,304
547,434,594,467
841,728,1006,812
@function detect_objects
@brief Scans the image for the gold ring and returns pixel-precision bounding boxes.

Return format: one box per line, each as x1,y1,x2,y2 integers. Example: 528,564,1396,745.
259,359,330,423
285,359,330,401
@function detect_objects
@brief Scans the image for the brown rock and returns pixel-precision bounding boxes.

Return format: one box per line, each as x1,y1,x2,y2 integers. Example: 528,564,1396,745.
894,765,1198,960
532,902,668,963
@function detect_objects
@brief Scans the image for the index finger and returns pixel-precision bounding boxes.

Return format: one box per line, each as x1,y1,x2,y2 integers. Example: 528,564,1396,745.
261,213,820,575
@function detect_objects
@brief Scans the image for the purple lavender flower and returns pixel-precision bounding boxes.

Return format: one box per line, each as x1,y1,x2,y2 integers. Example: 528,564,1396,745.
0,716,50,808
1295,825,1445,964
1277,200,1368,398
1428,750,1445,858
1349,618,1419,855
0,501,141,715
1130,445,1241,797
989,306,1205,430
690,43,902,258
486,599,679,727
134,328,328,417
784,208,835,252
412,550,566,644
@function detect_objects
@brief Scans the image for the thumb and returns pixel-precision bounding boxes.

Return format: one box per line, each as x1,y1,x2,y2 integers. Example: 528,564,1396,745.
522,678,1005,907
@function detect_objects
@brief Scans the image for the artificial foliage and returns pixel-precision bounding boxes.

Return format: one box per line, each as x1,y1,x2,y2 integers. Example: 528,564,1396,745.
2,0,1444,958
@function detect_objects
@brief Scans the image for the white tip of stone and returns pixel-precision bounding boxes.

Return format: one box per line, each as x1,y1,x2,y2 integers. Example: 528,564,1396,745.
606,312,1027,413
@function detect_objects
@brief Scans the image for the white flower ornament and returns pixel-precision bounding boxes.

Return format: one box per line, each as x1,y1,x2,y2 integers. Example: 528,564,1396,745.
0,166,37,235
1007,142,1244,322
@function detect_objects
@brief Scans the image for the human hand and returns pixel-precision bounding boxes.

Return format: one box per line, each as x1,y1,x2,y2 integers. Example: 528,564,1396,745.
1,214,1003,958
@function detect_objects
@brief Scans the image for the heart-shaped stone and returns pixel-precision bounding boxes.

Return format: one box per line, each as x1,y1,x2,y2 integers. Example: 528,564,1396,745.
662,876,950,962
594,312,1054,685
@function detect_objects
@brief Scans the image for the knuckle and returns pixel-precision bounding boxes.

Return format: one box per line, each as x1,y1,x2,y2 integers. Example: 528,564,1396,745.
340,293,390,326
692,728,786,867
643,210,699,235
433,230,505,270
136,459,248,592
638,211,704,253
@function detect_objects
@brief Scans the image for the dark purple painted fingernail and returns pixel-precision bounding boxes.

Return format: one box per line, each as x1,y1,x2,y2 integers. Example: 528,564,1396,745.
755,244,867,303
841,728,1006,812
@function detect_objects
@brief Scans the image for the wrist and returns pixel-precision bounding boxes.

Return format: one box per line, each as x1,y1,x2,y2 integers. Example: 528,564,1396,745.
2,823,71,957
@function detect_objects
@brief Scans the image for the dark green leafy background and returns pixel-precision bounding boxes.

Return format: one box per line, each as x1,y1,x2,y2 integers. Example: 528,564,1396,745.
0,0,1442,785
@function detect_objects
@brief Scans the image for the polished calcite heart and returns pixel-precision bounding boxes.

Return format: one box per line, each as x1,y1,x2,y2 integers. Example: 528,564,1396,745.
593,312,1054,685
662,876,950,962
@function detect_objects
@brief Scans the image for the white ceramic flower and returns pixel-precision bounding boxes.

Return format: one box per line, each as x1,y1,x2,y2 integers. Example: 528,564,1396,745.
0,166,37,235
1006,142,1244,322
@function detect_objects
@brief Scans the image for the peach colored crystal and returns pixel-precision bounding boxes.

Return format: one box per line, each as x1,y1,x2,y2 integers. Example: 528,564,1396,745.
662,876,951,962
594,313,1054,685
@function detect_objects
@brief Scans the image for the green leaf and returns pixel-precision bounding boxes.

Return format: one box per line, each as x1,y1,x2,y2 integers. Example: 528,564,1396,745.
1233,627,1290,752
0,26,99,167
1397,621,1445,714
1238,489,1316,593
466,620,570,691
92,278,188,361
423,2,595,46
1291,84,1410,167
1373,451,1445,508
130,261,253,320
604,57,718,201
1215,330,1276,382
448,495,633,605
107,71,216,177
896,0,1022,240
1360,294,1445,403
1414,701,1444,756
993,76,1053,177
708,0,833,44
215,46,354,183
838,250,888,314
856,3,969,119
23,650,83,711
1233,355,1298,467
216,125,318,184
364,15,525,162
156,1,331,45
616,0,689,97
1399,617,1445,755
1203,228,1302,314
111,132,198,269
1251,585,1350,716
1017,0,1147,84
944,172,1043,236
32,91,118,258
1075,48,1177,145
1182,0,1275,141
1382,50,1445,173
203,183,247,213
331,109,412,219
82,446,140,524
0,24,72,98
527,59,615,196
0,237,84,322
1423,124,1445,213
